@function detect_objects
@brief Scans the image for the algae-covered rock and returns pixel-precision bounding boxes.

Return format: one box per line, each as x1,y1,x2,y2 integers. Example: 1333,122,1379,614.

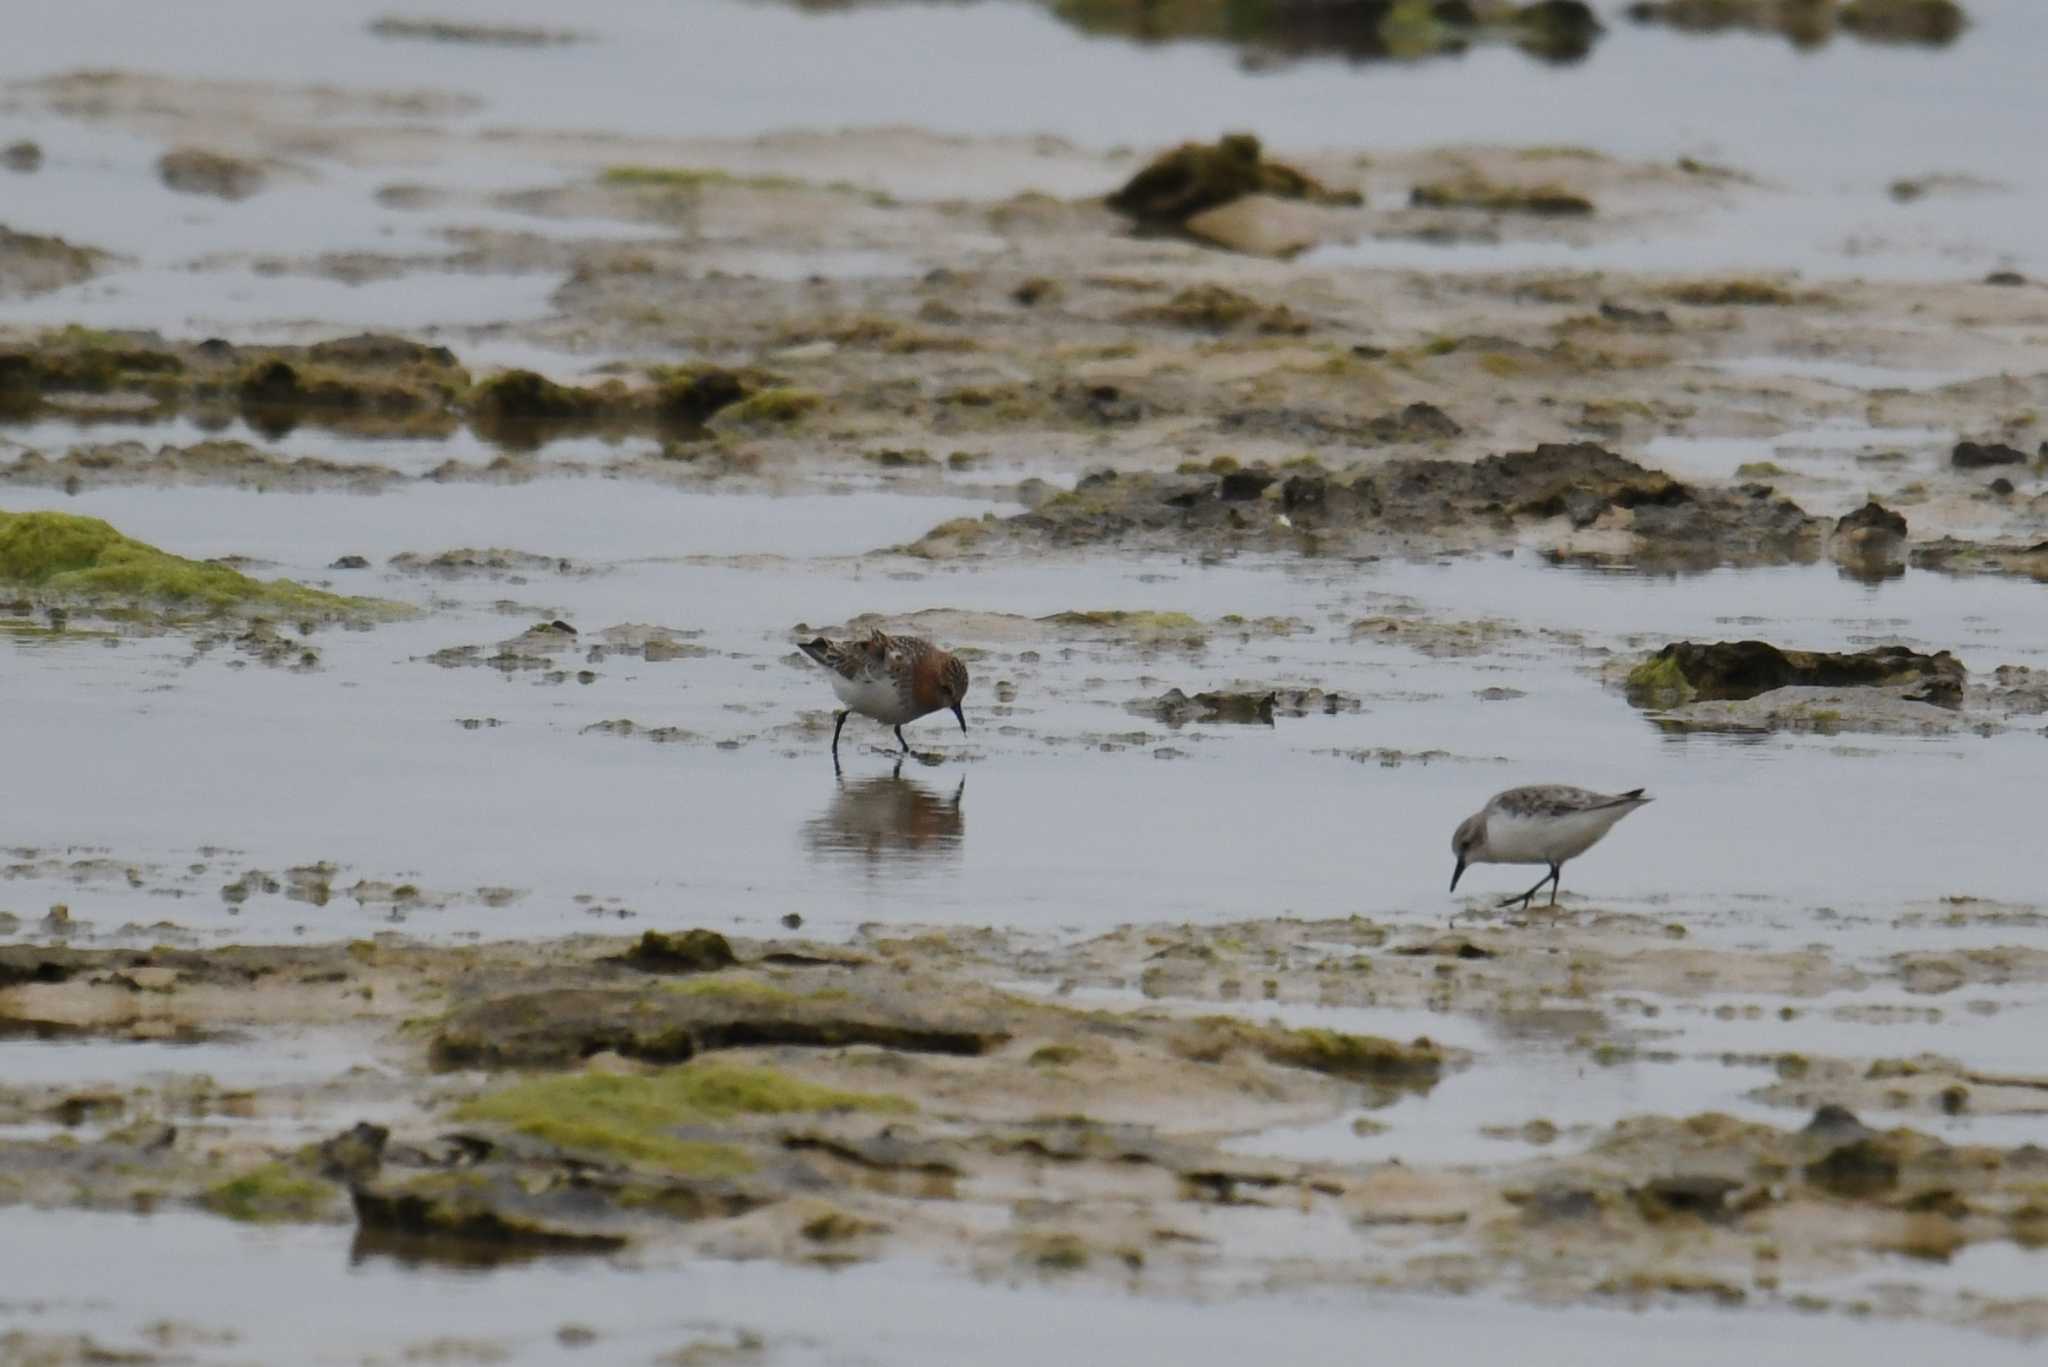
470,369,607,422
1106,133,1359,228
1626,0,1963,46
0,226,110,298
1624,640,1964,707
351,1171,632,1253
1129,686,1361,726
1,141,40,172
623,929,738,974
1173,1016,1450,1091
158,147,269,200
1125,283,1310,334
1411,176,1595,216
456,1060,911,1174
432,980,1008,1068
1056,0,1601,65
202,1161,342,1223
0,510,395,620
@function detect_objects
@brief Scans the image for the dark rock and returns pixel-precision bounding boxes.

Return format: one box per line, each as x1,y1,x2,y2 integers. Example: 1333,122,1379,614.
1598,301,1674,330
1,141,41,173
658,369,746,427
1805,1137,1901,1199
431,984,1007,1069
1514,1183,1604,1223
1107,133,1359,227
1218,469,1278,501
1282,474,1328,511
1804,1103,1875,1141
1626,640,1965,707
1989,478,2015,497
351,1173,630,1254
158,147,268,200
1984,270,2028,286
318,1122,390,1184
1833,501,1906,538
1633,1174,1743,1222
329,554,371,570
1952,440,2027,469
307,334,459,369
621,928,736,974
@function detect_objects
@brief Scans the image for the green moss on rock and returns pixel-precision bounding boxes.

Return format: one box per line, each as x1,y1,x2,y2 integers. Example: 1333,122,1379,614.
455,1061,912,1174
625,929,737,974
202,1162,339,1223
0,510,394,619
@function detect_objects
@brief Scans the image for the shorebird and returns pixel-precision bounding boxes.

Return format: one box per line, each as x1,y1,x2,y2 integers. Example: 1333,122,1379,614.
1449,785,1652,910
799,628,969,764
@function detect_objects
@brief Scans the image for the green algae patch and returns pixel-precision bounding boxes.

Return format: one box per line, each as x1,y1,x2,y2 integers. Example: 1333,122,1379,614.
1664,278,1811,307
602,165,806,193
202,1162,340,1223
0,510,398,620
662,976,805,1006
455,1061,913,1175
1411,177,1594,217
1624,652,1698,706
624,928,737,974
1174,1016,1448,1089
717,387,820,426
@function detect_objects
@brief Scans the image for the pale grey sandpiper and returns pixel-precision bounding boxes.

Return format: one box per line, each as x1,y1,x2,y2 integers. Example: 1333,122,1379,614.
1449,785,1652,910
798,628,969,765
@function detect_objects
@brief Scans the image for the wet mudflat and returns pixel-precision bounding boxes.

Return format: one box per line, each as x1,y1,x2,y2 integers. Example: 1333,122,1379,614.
5,1,2048,1362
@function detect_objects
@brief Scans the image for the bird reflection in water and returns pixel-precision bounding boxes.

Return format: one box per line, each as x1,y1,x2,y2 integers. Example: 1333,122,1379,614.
803,762,965,866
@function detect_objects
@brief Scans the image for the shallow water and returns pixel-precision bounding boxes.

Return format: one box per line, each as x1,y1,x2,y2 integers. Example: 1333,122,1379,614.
6,1207,2043,1367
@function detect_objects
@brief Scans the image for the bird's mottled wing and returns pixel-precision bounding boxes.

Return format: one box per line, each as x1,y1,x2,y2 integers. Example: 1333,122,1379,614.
1491,785,1637,819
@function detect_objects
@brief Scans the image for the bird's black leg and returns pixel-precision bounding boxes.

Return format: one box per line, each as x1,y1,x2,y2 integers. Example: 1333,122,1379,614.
831,710,848,765
1500,868,1554,911
894,724,911,754
1546,863,1563,907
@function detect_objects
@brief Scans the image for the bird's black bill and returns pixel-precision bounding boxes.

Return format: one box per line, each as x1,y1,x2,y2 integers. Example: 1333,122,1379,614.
952,703,967,733
1449,858,1466,893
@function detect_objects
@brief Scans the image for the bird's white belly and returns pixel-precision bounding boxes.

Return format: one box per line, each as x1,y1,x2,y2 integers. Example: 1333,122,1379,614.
1484,808,1623,864
831,671,918,724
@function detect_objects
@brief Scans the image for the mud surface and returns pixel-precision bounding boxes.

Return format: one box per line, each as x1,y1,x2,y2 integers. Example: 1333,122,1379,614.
4,1,2048,1362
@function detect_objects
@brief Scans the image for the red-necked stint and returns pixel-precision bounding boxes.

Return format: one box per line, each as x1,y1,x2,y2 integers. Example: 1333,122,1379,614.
1450,785,1652,909
799,628,969,764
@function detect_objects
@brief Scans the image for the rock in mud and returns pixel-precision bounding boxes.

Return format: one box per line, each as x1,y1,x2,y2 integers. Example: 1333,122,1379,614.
1129,687,1360,726
979,441,1820,565
351,1171,633,1253
1060,0,1601,65
1106,133,1359,229
1625,640,1964,707
368,15,583,45
1411,176,1595,216
1181,194,1333,258
431,980,1010,1069
0,226,110,298
622,929,738,974
2,141,42,172
1126,284,1309,334
1951,439,2027,469
158,147,269,200
1908,537,2048,580
1829,499,1907,576
1625,0,1964,46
